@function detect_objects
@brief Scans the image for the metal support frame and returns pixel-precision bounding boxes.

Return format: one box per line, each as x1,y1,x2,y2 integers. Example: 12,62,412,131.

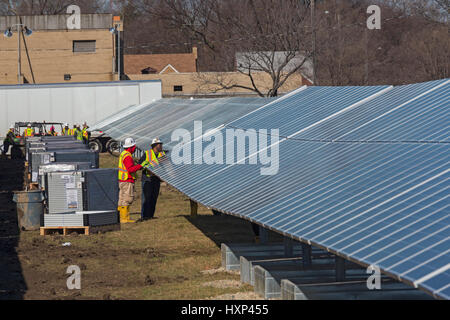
301,243,312,267
284,237,294,257
259,225,269,243
190,199,198,216
335,255,346,282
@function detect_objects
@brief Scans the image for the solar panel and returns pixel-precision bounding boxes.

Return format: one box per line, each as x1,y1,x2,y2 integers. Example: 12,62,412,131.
293,79,449,142
90,101,153,131
227,85,391,136
99,97,275,150
101,79,450,299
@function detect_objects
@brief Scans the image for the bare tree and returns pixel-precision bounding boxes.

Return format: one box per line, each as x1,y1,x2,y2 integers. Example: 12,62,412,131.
315,0,449,85
2,0,446,88
0,0,107,15
145,0,312,97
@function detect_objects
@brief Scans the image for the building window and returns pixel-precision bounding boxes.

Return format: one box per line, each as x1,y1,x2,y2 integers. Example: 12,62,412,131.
174,85,183,92
73,40,96,53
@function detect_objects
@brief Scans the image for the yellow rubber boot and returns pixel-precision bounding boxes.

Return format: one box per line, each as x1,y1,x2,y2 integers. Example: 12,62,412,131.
119,206,135,223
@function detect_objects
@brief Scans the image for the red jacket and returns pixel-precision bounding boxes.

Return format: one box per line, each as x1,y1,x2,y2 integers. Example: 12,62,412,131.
120,148,142,183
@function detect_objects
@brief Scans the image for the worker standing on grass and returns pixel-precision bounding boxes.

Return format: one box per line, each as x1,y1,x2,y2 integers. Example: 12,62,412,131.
2,124,16,155
139,138,166,221
24,123,34,137
82,122,89,144
118,138,148,223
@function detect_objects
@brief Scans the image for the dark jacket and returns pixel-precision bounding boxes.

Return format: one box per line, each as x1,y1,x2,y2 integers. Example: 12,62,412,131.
4,130,15,143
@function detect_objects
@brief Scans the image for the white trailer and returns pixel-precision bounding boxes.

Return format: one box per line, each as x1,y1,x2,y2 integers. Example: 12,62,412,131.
0,80,162,137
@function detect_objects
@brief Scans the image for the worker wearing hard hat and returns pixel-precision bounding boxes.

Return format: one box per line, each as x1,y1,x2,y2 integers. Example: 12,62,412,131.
24,123,34,138
82,122,89,144
62,123,70,136
2,124,16,156
139,138,166,220
75,124,83,142
70,124,77,136
118,137,149,223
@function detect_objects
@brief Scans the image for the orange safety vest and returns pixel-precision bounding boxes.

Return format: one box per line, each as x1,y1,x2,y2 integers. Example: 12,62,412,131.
143,149,166,177
118,150,137,182
24,128,34,137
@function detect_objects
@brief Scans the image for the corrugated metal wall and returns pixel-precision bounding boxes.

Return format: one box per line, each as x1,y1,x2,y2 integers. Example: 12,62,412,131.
0,80,161,136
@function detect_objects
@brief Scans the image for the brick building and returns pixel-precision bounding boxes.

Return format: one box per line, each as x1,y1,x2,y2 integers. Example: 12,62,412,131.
124,47,198,75
0,14,118,84
124,47,311,97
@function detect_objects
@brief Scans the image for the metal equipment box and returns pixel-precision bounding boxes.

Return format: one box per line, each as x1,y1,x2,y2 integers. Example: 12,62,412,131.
53,150,99,168
46,168,118,214
38,162,91,190
41,136,76,142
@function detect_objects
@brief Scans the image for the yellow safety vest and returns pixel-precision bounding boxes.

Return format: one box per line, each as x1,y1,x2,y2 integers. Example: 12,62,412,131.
143,149,166,177
118,150,137,181
62,128,69,136
5,129,15,143
82,129,89,139
68,129,75,136
24,128,34,137
75,129,83,141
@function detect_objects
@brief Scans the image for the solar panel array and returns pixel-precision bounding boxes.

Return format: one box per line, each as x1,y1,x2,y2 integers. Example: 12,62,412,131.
99,79,449,299
94,96,275,151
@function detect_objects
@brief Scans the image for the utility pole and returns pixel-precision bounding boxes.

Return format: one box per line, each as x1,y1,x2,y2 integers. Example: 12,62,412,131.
311,0,317,85
17,25,21,84
4,24,29,84
364,26,369,85
118,26,121,81
111,16,122,81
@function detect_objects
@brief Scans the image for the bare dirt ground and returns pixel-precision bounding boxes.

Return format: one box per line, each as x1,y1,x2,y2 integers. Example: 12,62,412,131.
0,154,281,300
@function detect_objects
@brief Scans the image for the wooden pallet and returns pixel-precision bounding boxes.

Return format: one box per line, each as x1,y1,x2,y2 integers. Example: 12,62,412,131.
40,223,120,236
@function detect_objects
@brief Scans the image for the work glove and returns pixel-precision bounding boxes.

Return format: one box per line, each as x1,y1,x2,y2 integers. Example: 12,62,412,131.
141,160,150,168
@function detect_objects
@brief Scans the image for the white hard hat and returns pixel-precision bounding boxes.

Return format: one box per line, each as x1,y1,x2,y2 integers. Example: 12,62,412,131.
64,123,69,127
151,137,163,146
27,123,31,127
123,137,136,148
10,124,14,128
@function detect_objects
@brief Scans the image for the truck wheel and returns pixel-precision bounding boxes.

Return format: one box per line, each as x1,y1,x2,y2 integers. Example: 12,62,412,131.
107,140,120,157
105,139,113,151
89,139,103,153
